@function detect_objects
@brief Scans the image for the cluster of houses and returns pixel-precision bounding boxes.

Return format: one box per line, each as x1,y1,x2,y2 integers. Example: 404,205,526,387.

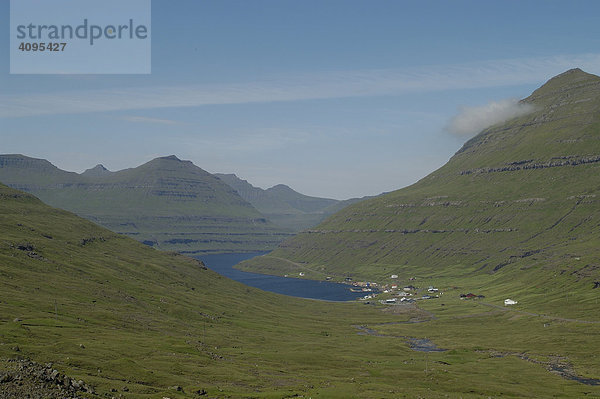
347,274,518,307
370,280,443,304
296,272,518,308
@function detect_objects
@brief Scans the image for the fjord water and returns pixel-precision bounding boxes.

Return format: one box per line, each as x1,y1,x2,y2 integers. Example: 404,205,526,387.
198,252,366,301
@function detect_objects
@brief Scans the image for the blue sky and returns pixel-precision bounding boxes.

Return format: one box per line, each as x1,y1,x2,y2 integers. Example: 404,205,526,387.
2,0,600,198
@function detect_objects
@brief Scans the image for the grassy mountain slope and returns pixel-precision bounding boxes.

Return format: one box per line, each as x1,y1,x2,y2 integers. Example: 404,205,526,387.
0,182,386,397
1,183,599,398
239,69,600,316
2,183,600,398
0,155,291,254
215,173,368,231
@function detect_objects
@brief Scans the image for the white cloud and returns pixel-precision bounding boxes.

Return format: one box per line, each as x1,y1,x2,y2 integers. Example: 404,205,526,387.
447,99,535,138
1,53,600,118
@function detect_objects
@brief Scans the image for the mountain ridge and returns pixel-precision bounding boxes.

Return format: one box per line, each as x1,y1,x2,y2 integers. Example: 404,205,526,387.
81,164,112,178
215,172,353,231
0,154,291,254
215,173,375,232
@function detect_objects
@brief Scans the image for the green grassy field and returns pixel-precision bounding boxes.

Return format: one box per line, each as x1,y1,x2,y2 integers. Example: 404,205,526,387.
1,183,600,398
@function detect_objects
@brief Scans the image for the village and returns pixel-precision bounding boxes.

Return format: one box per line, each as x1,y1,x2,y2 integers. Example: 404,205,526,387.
332,274,443,304
335,274,518,307
289,270,519,307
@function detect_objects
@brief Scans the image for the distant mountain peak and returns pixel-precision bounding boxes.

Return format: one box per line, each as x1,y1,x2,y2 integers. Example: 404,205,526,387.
546,67,594,84
528,68,600,101
89,164,108,172
268,184,294,192
139,156,198,172
158,155,181,161
559,67,584,75
81,164,112,177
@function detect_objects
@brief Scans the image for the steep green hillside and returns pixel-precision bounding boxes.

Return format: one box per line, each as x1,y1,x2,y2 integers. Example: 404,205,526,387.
239,69,600,315
1,183,599,398
216,173,369,231
0,155,291,254
0,182,385,397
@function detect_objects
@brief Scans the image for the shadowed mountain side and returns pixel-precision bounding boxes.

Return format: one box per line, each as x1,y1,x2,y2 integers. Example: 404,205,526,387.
0,155,291,254
215,173,373,231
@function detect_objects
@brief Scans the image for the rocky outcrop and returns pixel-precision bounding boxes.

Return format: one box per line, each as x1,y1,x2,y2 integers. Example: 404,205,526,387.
460,155,600,175
0,359,96,398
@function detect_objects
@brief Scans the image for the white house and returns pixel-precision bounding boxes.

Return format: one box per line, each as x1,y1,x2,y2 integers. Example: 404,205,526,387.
504,298,518,306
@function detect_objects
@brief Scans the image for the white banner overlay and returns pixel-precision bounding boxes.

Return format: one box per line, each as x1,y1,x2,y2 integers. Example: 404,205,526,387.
10,0,151,74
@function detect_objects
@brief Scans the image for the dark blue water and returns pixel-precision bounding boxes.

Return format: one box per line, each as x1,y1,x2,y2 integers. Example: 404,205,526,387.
197,252,367,301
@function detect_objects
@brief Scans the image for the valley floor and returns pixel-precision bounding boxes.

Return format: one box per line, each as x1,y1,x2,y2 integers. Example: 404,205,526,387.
3,294,600,398
232,255,600,398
